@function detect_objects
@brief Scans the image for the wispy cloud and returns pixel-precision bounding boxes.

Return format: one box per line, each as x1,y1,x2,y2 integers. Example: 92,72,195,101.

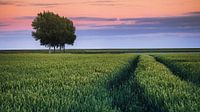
13,16,117,21
2,9,200,37
120,14,200,28
85,0,123,6
0,30,31,35
28,3,63,7
185,11,200,15
0,1,15,5
76,12,200,36
0,0,25,6
11,11,200,35
0,0,64,7
13,16,35,20
0,22,10,27
70,17,117,21
94,0,114,3
0,0,120,7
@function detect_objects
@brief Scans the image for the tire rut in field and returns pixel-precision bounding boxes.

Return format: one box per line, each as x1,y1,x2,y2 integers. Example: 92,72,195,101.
143,55,200,111
109,55,200,112
153,55,200,86
108,56,149,112
108,56,139,89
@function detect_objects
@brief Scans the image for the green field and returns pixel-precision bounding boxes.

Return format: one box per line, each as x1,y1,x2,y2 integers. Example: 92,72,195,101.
0,53,200,112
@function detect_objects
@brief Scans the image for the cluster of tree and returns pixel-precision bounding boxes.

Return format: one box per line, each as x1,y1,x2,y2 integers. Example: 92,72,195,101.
32,11,76,53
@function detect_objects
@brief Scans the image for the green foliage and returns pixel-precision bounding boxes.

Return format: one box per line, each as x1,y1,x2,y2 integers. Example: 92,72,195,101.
134,55,200,112
32,11,76,48
0,53,200,112
0,54,135,112
154,54,200,85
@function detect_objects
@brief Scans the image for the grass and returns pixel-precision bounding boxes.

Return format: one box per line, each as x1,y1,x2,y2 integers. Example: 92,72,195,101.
108,56,148,112
154,54,200,85
0,53,200,112
0,53,136,112
134,55,200,112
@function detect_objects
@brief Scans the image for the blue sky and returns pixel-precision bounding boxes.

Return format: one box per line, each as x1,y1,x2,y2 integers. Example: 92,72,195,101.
0,31,199,49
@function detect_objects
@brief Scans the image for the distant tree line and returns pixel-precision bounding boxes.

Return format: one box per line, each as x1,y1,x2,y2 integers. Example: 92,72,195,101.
32,11,76,53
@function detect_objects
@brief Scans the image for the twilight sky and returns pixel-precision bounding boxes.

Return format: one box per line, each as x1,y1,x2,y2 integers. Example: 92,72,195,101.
0,0,200,49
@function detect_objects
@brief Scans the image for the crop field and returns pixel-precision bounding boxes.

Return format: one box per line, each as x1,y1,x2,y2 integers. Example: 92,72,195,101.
0,53,200,112
154,54,200,85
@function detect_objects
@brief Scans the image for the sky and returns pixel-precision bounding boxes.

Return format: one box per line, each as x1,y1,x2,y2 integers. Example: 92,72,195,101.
0,0,200,49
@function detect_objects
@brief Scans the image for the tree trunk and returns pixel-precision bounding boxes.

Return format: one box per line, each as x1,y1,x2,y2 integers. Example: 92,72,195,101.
49,46,51,54
63,44,65,53
60,45,62,52
54,46,55,53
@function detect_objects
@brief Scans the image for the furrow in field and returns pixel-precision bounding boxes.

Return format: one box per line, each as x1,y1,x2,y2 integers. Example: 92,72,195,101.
134,55,200,112
109,56,150,112
153,54,200,85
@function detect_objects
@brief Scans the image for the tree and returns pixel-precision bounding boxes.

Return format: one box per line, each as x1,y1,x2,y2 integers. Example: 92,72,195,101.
32,11,76,53
58,17,76,52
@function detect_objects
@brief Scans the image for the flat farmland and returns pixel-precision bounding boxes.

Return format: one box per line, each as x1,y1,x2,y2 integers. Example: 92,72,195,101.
0,53,200,112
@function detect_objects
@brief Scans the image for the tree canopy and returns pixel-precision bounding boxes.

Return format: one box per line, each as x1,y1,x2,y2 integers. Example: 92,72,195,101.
32,11,76,53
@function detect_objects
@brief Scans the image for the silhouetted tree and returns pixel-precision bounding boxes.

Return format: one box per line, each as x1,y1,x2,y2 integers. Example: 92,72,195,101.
32,11,76,53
